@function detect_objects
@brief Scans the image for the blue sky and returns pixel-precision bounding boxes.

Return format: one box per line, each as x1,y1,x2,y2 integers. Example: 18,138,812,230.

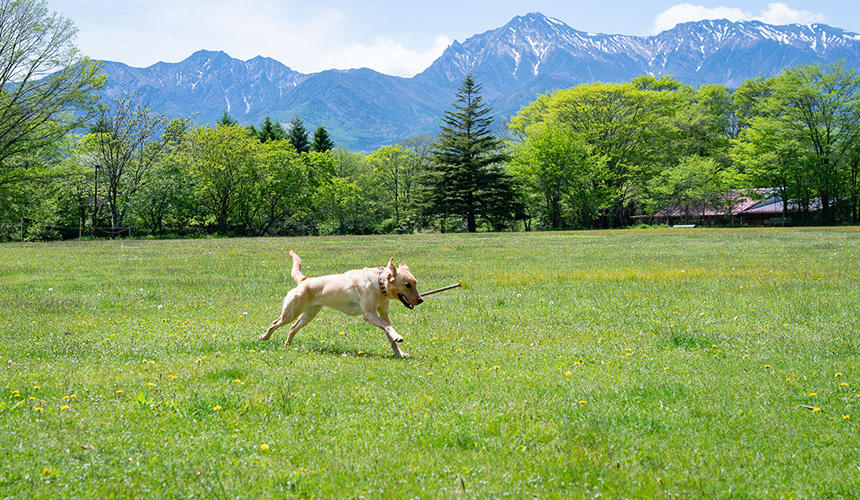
52,1,860,76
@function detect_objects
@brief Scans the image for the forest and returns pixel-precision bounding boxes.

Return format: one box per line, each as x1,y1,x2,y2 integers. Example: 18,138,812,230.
2,1,859,240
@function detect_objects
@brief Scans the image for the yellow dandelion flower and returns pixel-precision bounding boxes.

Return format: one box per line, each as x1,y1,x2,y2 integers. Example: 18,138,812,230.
664,366,670,370
841,382,848,386
811,407,821,413
42,467,51,475
358,351,364,354
146,382,155,387
33,386,40,390
764,364,771,368
844,415,850,420
565,371,572,377
712,344,718,348
116,389,124,394
28,396,36,401
234,379,242,384
808,392,817,397
34,407,43,412
492,365,500,371
213,405,222,411
573,361,581,366
578,400,588,405
742,354,749,359
60,405,70,410
168,375,178,380
642,354,648,358
260,443,269,451
835,372,842,377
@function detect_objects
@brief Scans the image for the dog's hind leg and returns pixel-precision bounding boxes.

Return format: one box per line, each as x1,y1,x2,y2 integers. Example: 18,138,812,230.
285,305,322,347
261,289,303,341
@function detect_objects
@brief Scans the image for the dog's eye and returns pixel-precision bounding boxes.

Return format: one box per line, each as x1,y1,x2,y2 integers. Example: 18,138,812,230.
405,283,411,289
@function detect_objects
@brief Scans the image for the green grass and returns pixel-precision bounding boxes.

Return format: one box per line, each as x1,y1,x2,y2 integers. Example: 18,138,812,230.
1,228,858,498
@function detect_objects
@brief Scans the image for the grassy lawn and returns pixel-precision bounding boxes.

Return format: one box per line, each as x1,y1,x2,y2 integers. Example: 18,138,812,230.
1,228,858,498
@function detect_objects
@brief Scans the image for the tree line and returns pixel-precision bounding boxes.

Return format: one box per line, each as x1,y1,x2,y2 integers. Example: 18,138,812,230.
2,0,859,241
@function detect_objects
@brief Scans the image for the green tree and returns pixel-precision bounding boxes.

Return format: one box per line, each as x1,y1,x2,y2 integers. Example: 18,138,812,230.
510,81,679,226
129,118,195,235
425,75,514,232
311,126,335,152
288,117,310,153
511,124,609,229
367,145,416,230
82,98,168,228
732,62,860,223
732,116,811,220
772,63,860,223
217,111,237,126
0,0,102,182
188,124,259,232
646,155,739,224
323,148,389,234
256,117,286,143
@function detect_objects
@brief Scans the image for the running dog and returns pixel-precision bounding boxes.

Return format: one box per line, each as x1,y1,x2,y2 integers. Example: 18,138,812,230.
260,251,423,358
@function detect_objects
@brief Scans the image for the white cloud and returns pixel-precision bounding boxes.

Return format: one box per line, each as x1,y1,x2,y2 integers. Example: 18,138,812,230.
57,0,453,76
325,35,452,77
653,2,826,33
756,2,825,26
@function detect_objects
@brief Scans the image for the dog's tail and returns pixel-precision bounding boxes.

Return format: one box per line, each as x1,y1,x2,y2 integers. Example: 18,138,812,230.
290,250,307,284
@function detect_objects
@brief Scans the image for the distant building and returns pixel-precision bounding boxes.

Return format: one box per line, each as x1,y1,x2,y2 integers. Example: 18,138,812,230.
642,189,821,225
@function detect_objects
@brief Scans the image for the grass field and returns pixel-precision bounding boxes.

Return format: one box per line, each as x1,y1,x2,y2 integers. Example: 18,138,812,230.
1,228,858,498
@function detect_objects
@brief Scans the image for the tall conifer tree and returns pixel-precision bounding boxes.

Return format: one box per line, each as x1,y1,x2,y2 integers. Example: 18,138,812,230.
287,117,310,153
311,126,335,152
424,75,515,232
258,116,286,142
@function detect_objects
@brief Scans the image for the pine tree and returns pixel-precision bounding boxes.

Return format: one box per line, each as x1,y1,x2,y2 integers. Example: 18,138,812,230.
287,117,310,153
424,75,515,232
217,110,237,126
311,126,335,152
258,116,286,142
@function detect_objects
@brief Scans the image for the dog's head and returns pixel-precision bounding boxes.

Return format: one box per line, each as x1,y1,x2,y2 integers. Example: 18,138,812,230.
386,258,423,310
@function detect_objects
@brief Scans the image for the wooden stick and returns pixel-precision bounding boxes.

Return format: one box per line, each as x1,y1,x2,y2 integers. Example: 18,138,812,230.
420,283,461,296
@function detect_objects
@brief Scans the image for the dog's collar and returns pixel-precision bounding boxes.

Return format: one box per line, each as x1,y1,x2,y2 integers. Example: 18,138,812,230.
377,267,387,296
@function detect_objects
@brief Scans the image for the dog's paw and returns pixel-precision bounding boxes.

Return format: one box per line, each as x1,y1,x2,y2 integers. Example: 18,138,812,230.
259,333,270,341
390,332,404,343
397,351,410,359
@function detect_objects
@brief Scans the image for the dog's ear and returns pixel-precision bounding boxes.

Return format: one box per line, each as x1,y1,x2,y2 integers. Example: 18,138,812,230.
387,257,397,276
399,262,409,270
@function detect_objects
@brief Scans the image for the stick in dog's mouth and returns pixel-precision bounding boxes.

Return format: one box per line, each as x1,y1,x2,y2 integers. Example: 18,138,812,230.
398,293,414,309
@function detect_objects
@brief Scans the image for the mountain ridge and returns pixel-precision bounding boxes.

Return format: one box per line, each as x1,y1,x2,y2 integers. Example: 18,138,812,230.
95,13,860,150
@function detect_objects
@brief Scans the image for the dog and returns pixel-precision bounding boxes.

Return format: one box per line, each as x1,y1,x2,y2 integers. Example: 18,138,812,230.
260,251,423,358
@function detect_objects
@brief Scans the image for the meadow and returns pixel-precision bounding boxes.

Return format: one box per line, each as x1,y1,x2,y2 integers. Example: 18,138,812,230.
0,228,858,498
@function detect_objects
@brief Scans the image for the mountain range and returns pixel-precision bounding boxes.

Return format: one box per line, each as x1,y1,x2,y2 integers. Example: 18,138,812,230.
97,12,860,150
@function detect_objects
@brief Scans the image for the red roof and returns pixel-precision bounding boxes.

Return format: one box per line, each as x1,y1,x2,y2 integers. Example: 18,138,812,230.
654,189,772,217
653,189,820,218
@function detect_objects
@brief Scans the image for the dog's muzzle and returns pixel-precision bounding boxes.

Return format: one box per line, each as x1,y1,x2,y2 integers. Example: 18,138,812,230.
398,293,421,309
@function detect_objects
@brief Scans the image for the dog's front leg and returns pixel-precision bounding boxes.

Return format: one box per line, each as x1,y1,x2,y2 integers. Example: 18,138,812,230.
362,311,409,358
377,301,403,343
